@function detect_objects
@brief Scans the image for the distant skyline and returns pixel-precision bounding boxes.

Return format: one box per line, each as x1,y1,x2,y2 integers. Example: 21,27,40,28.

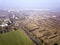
0,0,60,10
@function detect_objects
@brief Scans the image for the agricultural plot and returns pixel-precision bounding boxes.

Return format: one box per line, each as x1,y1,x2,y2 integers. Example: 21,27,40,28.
0,29,33,45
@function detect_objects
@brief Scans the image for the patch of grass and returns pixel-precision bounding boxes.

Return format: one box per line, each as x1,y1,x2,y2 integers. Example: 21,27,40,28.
0,29,33,45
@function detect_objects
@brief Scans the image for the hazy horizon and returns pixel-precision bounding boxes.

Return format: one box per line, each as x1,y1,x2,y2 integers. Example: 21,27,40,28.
0,0,60,10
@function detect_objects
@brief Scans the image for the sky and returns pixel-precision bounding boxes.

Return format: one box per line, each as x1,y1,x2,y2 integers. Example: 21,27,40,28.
0,0,60,10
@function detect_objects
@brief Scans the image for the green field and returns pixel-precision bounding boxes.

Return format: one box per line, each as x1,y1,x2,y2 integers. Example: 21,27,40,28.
0,29,33,45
